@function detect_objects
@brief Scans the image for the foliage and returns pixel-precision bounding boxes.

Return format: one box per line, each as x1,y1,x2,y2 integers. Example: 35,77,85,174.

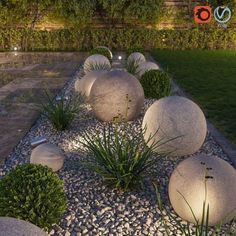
79,123,164,191
0,28,235,52
84,62,111,73
55,0,97,28
153,180,235,235
40,91,80,131
140,70,171,99
90,47,112,62
124,0,165,24
0,0,58,28
0,164,67,230
125,58,141,76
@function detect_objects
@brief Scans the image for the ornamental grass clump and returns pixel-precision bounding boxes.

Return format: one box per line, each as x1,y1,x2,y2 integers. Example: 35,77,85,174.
90,47,112,62
140,69,171,99
0,164,67,230
40,91,80,131
79,123,165,191
125,58,142,76
154,182,235,235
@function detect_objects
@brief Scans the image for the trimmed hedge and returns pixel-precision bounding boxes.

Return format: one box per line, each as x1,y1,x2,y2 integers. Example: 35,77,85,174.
0,28,236,51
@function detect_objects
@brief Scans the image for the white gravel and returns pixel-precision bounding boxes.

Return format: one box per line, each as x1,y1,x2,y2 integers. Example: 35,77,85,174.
0,67,235,236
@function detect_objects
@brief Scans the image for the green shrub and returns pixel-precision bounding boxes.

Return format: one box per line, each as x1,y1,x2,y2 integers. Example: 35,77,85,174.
140,69,171,99
0,164,67,230
90,47,112,62
40,91,80,131
79,123,165,191
0,28,235,52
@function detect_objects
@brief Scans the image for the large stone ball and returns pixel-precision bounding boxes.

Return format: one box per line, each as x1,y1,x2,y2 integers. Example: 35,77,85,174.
142,96,207,156
0,217,48,236
138,61,160,78
127,52,146,66
96,46,113,59
74,70,108,100
168,154,236,226
83,54,111,74
90,70,144,122
30,143,64,172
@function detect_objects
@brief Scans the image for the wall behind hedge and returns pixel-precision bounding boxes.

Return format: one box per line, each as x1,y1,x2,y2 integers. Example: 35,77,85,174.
0,28,235,51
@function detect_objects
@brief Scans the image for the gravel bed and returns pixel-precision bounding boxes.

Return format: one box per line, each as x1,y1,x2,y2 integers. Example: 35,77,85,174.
0,68,235,236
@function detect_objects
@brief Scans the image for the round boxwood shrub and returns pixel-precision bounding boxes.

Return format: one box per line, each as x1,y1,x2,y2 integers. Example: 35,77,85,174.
0,164,67,230
90,47,112,62
140,69,171,99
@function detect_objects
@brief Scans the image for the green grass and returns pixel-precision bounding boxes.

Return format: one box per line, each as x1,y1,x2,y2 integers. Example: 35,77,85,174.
151,49,236,147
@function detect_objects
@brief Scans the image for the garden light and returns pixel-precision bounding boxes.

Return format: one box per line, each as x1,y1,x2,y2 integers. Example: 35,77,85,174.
31,136,47,148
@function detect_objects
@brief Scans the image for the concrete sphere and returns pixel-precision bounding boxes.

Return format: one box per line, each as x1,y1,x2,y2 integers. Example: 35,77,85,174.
127,52,146,66
90,70,144,122
138,61,160,78
96,46,113,59
168,154,236,226
30,143,64,172
142,96,207,156
0,217,48,236
84,54,111,74
74,70,108,100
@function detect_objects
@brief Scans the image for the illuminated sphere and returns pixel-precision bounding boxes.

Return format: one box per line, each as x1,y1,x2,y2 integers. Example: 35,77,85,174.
169,154,236,226
96,46,113,59
142,96,207,156
74,70,108,100
90,70,144,122
84,54,111,74
30,143,64,172
127,52,146,66
138,61,160,78
0,217,47,236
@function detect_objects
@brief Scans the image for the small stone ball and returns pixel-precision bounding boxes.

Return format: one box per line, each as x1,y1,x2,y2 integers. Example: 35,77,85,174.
127,52,146,66
138,61,160,78
168,154,236,226
84,54,111,74
30,143,64,172
96,46,113,59
90,70,144,122
142,96,207,156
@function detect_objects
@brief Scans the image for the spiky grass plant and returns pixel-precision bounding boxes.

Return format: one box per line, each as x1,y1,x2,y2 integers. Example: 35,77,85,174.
153,175,236,235
79,123,167,191
125,58,141,76
85,62,111,73
40,91,80,131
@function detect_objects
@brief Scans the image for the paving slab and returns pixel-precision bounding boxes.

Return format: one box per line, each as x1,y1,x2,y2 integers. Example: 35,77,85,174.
0,52,87,163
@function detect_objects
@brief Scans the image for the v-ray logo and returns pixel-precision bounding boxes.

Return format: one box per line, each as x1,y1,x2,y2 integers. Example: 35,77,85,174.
214,6,232,24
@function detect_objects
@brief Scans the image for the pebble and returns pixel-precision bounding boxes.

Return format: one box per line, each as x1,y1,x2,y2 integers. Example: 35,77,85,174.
0,63,234,236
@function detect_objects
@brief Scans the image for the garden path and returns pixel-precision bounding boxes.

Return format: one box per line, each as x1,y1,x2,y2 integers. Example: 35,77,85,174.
0,52,87,163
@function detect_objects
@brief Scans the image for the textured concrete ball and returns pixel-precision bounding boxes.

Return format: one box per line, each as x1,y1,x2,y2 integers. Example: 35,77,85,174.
90,70,144,122
84,54,111,74
142,96,207,156
127,52,146,66
74,70,108,100
168,154,236,226
138,61,160,78
30,143,65,172
0,217,48,236
96,46,113,59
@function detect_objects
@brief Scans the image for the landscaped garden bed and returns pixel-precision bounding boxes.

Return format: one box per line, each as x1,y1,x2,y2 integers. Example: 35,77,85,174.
0,49,235,235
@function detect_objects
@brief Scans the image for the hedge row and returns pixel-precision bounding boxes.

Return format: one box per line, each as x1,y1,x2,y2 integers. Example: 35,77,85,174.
0,28,235,51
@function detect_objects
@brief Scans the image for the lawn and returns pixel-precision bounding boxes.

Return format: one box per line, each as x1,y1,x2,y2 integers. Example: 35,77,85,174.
151,49,236,147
